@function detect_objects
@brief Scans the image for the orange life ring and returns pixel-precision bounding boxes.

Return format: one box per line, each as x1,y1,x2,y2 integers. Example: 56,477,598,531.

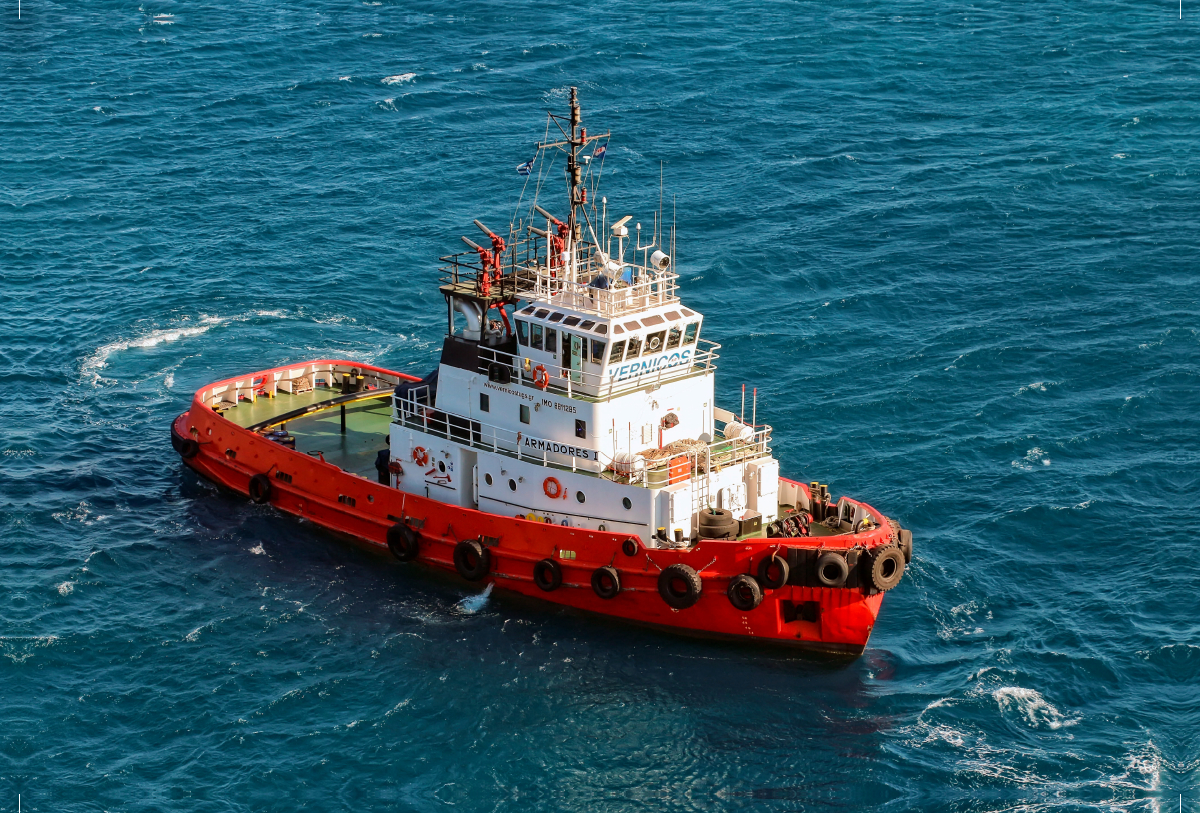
533,364,549,390
543,476,563,499
412,446,429,466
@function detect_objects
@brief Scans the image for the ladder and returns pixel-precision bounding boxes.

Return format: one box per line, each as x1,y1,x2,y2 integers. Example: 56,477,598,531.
688,448,712,539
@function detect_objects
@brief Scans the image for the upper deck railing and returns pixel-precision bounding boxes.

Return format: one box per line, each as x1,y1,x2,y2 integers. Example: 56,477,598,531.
439,232,678,318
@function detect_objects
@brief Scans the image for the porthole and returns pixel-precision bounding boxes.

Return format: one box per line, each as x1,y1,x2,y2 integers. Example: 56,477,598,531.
576,491,585,504
622,497,632,510
437,461,446,473
485,473,493,486
509,479,517,492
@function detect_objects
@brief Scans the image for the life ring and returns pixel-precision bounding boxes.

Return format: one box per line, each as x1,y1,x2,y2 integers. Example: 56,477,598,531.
727,574,763,611
757,553,789,590
453,539,491,581
543,476,563,499
412,446,429,466
592,566,621,599
658,563,702,609
387,522,419,562
248,473,272,504
533,364,549,390
533,558,562,591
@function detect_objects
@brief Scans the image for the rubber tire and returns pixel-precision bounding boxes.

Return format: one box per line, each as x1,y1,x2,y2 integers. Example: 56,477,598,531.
454,539,491,581
699,520,738,540
591,566,621,599
898,529,913,564
387,523,419,562
698,508,733,527
533,558,562,591
815,551,849,588
658,564,702,609
248,473,272,504
622,538,639,557
757,554,789,590
869,544,906,591
179,438,199,459
727,574,763,611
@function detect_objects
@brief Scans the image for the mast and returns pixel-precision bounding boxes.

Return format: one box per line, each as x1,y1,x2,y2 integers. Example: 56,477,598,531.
567,86,581,244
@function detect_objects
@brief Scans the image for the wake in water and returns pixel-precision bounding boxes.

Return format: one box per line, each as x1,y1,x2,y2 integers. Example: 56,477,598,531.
456,583,493,614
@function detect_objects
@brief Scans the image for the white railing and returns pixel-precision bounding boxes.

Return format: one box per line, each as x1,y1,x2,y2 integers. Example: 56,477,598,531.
391,388,772,489
514,255,679,318
477,338,720,402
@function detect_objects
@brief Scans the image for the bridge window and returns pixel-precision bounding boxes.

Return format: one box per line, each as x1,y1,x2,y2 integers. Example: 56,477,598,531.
531,323,543,351
563,316,581,327
520,404,530,424
479,393,489,413
545,328,557,358
626,335,642,358
579,320,596,331
646,331,666,353
666,326,682,350
683,323,698,345
549,312,564,323
535,309,550,319
516,320,529,346
609,341,626,363
590,341,606,363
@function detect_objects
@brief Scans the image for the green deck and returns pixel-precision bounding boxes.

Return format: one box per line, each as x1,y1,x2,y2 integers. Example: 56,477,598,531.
220,387,392,478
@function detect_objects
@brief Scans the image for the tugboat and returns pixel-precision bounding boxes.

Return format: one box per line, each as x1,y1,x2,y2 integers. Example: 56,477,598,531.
170,88,912,656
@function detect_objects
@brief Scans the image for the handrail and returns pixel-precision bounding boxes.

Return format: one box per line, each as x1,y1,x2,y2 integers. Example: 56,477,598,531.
245,388,390,432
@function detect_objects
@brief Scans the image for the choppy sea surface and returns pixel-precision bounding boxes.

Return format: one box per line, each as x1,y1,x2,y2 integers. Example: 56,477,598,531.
3,1,1199,810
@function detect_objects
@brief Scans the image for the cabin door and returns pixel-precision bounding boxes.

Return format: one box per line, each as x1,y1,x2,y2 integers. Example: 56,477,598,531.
570,335,583,383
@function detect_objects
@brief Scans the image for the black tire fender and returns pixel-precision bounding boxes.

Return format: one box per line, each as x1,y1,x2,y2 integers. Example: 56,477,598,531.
658,563,702,609
454,539,491,581
533,558,562,591
757,553,789,590
178,438,199,459
815,551,849,588
869,544,906,591
621,538,639,557
591,565,621,599
387,522,420,562
248,473,272,504
898,529,913,564
697,508,733,527
727,574,763,611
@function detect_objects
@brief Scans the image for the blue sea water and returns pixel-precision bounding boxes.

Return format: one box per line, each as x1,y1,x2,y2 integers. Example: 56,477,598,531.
2,0,1199,809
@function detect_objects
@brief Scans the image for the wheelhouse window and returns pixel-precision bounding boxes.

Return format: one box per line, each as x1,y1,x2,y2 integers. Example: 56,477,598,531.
683,323,699,345
516,320,529,346
535,309,550,319
531,323,543,351
563,316,581,327
590,340,606,363
549,312,565,323
666,326,682,350
545,328,557,358
608,340,626,363
645,331,666,354
626,335,642,358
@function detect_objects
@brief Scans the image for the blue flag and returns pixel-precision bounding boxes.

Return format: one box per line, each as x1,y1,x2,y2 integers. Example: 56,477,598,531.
516,158,534,176
593,143,607,160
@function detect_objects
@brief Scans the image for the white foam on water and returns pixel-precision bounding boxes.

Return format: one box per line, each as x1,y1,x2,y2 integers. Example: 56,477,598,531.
382,73,416,85
0,635,59,664
1012,446,1051,471
57,581,74,596
80,310,286,386
249,544,265,555
456,582,493,614
163,372,174,388
1015,380,1057,395
339,76,351,81
994,687,1079,730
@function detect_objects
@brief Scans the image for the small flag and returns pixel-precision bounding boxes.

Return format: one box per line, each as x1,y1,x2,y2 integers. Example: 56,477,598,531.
593,143,607,160
516,158,534,176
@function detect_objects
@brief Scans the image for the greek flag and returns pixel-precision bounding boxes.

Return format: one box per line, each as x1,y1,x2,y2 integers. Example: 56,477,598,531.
516,158,534,176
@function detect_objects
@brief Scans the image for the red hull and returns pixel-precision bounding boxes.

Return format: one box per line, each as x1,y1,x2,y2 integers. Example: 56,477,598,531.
173,360,895,656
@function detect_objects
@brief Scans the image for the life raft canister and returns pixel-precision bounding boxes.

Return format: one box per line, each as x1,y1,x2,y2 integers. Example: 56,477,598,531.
412,446,429,466
533,364,550,390
543,476,564,499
